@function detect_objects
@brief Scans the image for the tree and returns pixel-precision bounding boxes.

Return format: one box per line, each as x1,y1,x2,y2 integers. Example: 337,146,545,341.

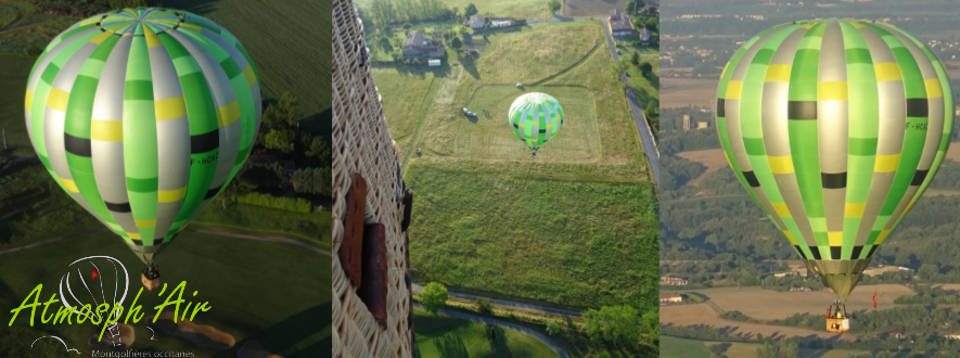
263,128,295,153
476,298,492,314
640,62,653,78
420,282,448,314
450,36,462,50
306,137,331,165
464,3,477,17
262,91,301,130
583,305,643,347
547,0,561,14
545,320,563,336
631,52,640,66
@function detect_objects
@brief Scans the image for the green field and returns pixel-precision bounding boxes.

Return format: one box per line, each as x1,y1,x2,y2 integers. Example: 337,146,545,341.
373,19,656,315
356,0,554,20
0,231,330,357
414,310,557,358
661,336,712,358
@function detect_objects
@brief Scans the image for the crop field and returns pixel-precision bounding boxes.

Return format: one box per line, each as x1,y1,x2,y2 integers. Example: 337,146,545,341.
563,0,630,17
414,310,557,358
675,148,725,186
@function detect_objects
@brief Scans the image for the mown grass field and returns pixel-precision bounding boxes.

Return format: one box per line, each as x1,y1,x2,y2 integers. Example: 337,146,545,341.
356,0,554,20
413,309,557,358
373,20,657,312
0,231,330,357
660,336,711,358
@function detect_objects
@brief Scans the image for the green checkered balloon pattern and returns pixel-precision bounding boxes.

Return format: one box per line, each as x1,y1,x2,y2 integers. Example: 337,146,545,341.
24,7,261,262
716,18,953,262
508,92,564,151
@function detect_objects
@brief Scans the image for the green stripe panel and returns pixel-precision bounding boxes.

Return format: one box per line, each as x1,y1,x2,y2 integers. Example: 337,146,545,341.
715,19,953,261
23,7,261,259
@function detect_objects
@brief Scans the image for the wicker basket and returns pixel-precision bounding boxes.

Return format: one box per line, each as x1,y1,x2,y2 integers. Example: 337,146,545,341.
332,0,414,357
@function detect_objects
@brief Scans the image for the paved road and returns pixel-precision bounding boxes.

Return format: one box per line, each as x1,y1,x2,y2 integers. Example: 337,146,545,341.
414,303,569,358
599,18,661,185
412,283,581,317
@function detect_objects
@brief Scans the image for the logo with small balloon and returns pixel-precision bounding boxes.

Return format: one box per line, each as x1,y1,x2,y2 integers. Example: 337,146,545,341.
7,256,213,352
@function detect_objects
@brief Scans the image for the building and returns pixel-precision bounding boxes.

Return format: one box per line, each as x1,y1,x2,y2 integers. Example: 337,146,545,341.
773,263,809,278
608,9,637,38
639,27,651,42
660,276,689,286
681,114,691,130
334,0,414,355
660,294,684,304
402,31,446,61
863,265,914,277
464,14,486,30
696,121,709,129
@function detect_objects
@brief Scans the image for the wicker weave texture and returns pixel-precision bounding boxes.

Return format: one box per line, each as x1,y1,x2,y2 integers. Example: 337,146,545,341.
332,0,413,357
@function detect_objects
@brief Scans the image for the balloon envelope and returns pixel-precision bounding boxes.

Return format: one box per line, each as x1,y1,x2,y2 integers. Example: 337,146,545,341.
24,7,262,263
715,18,953,299
508,92,564,151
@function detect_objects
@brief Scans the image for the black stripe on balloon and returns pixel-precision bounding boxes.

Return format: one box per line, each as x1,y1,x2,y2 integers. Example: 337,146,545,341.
867,245,879,258
716,98,725,117
808,246,822,260
64,133,92,157
851,245,864,259
132,239,143,246
203,186,222,199
788,101,817,120
830,246,842,259
906,98,928,117
104,201,131,212
742,171,760,187
821,172,847,189
538,129,547,133
190,129,219,154
911,169,929,186
793,245,805,259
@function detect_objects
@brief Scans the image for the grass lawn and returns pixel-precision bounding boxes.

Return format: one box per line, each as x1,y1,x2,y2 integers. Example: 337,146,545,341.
619,46,659,103
0,231,330,357
414,309,557,358
356,0,554,20
372,20,657,313
661,336,711,358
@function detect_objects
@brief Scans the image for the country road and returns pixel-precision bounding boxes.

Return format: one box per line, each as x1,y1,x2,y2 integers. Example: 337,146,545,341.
412,283,582,317
413,303,569,358
599,17,660,185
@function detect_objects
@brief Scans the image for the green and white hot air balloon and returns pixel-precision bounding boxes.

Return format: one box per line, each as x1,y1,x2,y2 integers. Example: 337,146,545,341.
508,92,564,152
715,18,953,313
24,8,261,270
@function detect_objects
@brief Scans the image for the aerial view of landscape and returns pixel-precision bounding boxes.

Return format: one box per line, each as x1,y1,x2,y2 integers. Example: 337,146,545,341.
354,0,660,356
659,0,960,357
0,0,331,357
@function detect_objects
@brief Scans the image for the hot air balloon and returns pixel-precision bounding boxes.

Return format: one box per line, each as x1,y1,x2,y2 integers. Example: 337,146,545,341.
508,92,564,156
24,8,261,286
715,18,952,332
